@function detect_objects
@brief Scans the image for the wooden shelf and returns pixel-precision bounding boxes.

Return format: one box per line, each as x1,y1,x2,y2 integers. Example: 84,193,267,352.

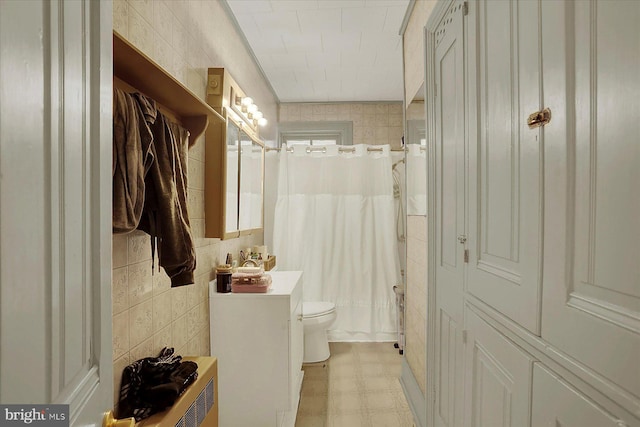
113,31,223,144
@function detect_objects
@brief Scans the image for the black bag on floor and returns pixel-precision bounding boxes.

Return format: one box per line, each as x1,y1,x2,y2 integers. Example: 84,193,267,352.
117,347,198,421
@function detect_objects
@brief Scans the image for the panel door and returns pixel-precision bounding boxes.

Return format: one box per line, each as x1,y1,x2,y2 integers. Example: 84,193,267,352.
532,364,629,427
0,0,113,425
463,306,534,427
540,0,640,411
466,0,543,334
433,2,467,426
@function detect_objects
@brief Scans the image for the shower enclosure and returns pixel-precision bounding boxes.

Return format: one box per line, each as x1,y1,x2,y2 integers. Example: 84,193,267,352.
267,143,404,342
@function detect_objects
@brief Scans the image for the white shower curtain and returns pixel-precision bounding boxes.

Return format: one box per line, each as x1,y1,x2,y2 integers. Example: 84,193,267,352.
406,144,427,215
273,144,402,341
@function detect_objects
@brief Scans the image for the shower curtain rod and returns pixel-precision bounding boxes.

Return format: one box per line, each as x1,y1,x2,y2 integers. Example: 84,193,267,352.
265,146,406,153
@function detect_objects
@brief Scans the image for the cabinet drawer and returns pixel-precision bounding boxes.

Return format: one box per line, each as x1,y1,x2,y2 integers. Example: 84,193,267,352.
532,364,632,427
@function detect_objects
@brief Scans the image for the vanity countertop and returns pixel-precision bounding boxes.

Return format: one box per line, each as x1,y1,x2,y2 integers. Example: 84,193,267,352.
209,270,302,298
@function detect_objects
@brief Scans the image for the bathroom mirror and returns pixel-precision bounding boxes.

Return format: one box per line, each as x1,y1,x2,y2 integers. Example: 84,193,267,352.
406,83,427,216
225,119,240,234
238,129,264,232
204,68,265,239
205,113,264,239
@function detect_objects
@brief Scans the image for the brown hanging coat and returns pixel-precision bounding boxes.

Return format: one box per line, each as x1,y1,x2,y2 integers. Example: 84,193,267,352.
113,89,196,287
112,88,154,233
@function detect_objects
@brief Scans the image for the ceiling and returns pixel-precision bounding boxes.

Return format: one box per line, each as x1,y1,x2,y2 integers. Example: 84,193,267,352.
225,0,411,103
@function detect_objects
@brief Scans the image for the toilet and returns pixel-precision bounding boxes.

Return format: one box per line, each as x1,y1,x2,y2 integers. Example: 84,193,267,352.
302,301,337,363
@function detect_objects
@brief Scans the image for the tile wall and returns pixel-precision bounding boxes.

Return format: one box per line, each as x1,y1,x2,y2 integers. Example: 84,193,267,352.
403,0,438,104
404,100,426,393
402,0,437,398
279,102,404,148
113,0,277,143
112,0,274,404
404,216,427,395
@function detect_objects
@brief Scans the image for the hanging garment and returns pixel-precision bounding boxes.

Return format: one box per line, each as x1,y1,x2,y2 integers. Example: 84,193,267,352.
134,93,196,287
112,88,154,233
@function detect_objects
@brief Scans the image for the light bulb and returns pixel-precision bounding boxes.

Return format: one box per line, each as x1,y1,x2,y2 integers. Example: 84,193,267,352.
248,103,258,114
241,97,253,106
258,118,268,126
253,111,263,120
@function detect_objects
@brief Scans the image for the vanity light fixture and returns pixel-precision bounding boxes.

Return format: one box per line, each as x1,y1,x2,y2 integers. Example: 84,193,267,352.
240,97,253,112
210,68,267,134
237,96,262,121
252,111,266,126
234,95,266,129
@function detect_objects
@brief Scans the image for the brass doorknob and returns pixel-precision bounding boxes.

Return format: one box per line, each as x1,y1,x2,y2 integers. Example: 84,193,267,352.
103,411,135,427
527,108,551,129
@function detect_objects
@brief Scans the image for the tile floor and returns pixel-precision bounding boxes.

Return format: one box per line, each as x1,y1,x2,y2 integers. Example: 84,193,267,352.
295,342,415,427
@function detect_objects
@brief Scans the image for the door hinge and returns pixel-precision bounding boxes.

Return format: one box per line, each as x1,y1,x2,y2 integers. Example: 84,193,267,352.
464,249,469,263
463,2,468,16
462,330,468,344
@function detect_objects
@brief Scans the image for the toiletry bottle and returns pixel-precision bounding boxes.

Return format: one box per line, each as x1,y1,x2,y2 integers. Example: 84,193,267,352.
216,264,233,293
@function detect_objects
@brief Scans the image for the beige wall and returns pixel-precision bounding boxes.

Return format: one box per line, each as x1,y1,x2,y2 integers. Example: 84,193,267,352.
402,0,437,396
279,102,404,149
406,100,425,121
405,216,428,394
403,0,437,105
113,0,277,142
112,0,274,403
405,96,427,396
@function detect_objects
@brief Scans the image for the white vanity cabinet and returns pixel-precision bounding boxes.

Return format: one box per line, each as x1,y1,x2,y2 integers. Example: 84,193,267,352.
209,271,304,427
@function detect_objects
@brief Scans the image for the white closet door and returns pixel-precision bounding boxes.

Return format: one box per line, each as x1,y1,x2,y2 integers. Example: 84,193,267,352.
532,364,626,427
0,1,113,424
433,2,466,426
466,0,543,334
541,0,640,412
463,307,534,427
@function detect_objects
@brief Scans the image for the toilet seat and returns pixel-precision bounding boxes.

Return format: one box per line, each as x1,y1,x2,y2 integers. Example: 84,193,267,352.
303,301,335,318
